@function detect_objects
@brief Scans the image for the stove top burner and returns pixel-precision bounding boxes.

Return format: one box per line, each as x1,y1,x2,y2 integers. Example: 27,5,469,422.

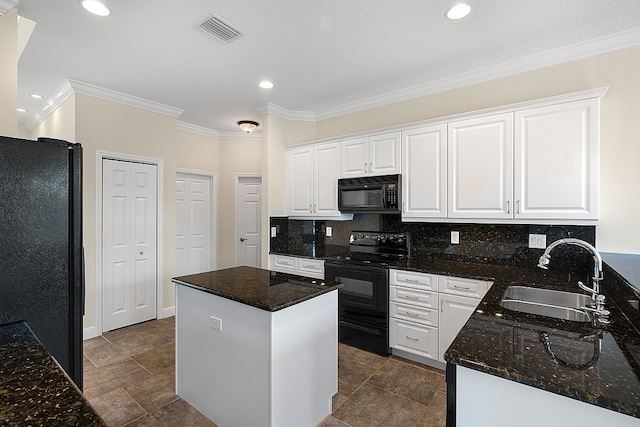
325,231,411,267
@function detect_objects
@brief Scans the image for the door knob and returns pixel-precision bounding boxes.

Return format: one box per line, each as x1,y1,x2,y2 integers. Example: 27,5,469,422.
240,237,247,242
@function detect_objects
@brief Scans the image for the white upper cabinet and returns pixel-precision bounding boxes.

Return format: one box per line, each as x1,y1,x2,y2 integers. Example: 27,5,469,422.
313,142,342,217
287,145,314,217
401,124,448,219
341,132,401,178
448,113,514,219
286,142,346,219
514,98,599,220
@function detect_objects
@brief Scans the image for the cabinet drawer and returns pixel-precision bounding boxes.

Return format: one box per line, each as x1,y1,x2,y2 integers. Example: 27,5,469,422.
390,285,438,310
438,275,492,299
390,301,438,327
390,318,438,360
389,269,438,291
272,255,296,271
297,258,324,274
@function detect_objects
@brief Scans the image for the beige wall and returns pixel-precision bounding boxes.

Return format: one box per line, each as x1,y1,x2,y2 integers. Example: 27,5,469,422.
219,137,263,268
0,9,17,136
307,45,640,254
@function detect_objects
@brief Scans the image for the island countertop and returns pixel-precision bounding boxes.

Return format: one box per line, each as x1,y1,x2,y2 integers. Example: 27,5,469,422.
172,265,341,312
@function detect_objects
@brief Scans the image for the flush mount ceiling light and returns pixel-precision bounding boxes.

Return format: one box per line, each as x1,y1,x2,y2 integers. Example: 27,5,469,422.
81,0,111,17
259,81,274,89
446,3,471,20
17,108,27,113
237,120,259,133
29,93,43,99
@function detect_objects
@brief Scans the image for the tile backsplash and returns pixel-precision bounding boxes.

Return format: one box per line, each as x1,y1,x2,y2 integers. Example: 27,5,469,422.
270,214,596,271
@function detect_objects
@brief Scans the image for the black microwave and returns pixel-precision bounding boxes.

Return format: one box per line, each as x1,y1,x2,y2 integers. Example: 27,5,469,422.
337,174,401,213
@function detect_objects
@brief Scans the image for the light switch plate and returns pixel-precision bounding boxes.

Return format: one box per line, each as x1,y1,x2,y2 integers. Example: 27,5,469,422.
271,226,277,238
451,231,460,244
528,234,547,249
326,226,332,237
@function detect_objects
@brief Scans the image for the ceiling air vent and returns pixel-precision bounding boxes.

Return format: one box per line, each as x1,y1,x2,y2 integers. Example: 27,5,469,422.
197,13,244,44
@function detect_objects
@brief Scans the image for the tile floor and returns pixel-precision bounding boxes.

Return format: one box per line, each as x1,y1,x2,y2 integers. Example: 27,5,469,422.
83,317,447,427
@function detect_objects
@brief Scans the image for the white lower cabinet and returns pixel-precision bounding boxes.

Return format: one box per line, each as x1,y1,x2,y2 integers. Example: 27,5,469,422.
268,254,325,279
390,268,492,366
437,293,482,363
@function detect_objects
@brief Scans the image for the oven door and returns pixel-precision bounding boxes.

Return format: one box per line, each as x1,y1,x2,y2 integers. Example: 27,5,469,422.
324,262,388,326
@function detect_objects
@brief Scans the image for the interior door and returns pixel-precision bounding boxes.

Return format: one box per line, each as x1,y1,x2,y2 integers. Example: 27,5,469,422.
176,173,211,276
103,159,158,331
235,176,261,267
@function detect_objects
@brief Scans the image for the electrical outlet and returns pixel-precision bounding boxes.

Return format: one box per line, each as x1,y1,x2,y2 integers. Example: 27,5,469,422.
326,226,332,237
271,226,277,238
210,316,222,332
451,231,460,244
528,234,547,249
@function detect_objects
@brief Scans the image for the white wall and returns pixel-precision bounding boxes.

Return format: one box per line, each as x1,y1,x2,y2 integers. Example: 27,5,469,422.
0,9,17,137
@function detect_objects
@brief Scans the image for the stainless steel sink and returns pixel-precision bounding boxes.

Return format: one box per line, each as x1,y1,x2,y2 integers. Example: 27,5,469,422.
500,285,592,322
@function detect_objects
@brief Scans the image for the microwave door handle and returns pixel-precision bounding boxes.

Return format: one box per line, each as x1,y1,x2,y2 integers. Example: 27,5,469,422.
381,184,388,209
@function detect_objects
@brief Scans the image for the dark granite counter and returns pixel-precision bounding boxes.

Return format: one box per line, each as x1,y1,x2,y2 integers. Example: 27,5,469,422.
0,322,106,426
269,244,350,259
390,258,640,419
172,266,341,312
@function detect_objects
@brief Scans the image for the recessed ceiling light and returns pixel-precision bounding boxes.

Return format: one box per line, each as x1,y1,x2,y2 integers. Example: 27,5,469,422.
17,108,27,113
259,81,274,89
81,0,111,17
446,3,471,20
29,93,43,99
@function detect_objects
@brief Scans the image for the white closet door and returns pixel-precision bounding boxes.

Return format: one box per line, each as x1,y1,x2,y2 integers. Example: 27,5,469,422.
235,176,262,268
103,159,157,331
176,173,211,275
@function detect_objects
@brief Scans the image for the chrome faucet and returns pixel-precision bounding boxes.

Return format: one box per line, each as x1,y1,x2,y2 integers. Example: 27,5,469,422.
537,238,609,324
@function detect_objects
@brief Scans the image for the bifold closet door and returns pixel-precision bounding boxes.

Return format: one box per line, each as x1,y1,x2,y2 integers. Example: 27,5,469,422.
103,159,158,331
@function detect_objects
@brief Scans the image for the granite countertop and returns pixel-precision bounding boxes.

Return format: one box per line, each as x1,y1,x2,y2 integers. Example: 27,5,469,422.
172,265,341,312
0,322,106,426
269,244,350,260
428,264,640,419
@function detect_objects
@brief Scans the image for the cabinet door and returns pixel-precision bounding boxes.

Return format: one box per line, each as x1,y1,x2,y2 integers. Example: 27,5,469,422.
438,293,480,363
341,137,369,178
401,125,447,218
313,142,341,216
448,113,514,219
514,98,599,220
287,147,314,216
369,132,401,176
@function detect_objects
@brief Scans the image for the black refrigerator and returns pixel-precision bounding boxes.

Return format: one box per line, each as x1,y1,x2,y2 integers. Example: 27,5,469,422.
0,135,84,389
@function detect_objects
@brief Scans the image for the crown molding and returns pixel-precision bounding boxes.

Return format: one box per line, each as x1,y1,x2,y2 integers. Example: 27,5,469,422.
67,78,184,118
0,0,18,14
315,28,640,120
25,79,75,130
177,121,262,141
256,102,316,121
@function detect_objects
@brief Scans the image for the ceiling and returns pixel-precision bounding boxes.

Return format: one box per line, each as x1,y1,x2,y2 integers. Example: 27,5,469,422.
12,0,640,135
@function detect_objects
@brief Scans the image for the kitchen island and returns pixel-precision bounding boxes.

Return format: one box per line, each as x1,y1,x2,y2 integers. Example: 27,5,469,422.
172,266,341,427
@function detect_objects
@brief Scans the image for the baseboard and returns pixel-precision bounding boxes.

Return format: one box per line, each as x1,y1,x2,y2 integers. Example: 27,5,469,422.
162,306,175,318
83,325,100,340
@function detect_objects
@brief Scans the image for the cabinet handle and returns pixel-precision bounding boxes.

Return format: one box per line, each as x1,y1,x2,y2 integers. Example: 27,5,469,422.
309,204,313,213
516,199,520,214
507,200,510,214
453,285,471,290
404,311,420,317
370,162,374,172
405,336,419,342
404,295,420,300
402,202,405,213
404,278,419,283
313,204,317,213
440,299,444,312
364,162,368,173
